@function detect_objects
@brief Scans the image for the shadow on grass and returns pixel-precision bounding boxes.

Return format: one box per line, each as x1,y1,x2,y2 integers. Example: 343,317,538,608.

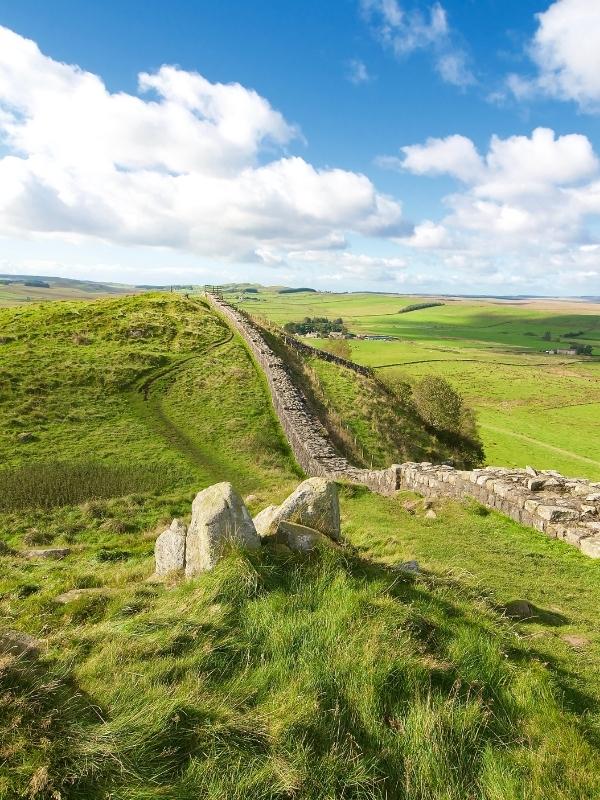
3,544,600,799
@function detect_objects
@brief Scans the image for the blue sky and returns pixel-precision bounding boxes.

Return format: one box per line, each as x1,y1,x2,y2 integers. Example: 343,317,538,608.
1,0,599,293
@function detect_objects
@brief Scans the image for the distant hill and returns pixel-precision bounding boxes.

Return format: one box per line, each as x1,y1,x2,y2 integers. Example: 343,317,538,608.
0,274,140,306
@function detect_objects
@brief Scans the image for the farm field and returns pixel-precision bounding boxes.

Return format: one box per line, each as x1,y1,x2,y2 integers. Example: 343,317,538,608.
243,290,600,480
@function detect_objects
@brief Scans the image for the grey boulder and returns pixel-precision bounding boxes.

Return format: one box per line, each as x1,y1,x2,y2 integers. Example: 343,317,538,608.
185,482,259,576
259,478,341,541
154,518,187,576
253,505,280,538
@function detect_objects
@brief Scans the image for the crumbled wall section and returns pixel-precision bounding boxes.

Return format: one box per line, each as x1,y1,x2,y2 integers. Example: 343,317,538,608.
207,294,600,558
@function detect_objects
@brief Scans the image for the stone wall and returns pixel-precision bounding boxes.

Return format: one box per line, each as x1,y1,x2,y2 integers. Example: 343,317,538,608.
209,294,399,495
281,334,374,377
207,294,600,558
398,463,600,558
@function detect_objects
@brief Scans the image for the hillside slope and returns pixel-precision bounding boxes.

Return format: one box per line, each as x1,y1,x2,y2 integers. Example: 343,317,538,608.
256,322,483,470
1,294,599,799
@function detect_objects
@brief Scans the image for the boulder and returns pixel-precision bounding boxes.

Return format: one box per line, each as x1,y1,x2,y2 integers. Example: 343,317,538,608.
0,629,40,658
275,520,334,552
425,509,437,520
185,482,259,576
274,478,341,541
154,518,187,576
253,505,280,538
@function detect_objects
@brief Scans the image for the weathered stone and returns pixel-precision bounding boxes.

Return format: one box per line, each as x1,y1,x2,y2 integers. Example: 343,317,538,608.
253,505,280,538
244,494,258,505
394,559,420,573
17,432,36,443
274,477,341,541
23,548,70,560
275,520,334,552
580,536,600,559
402,500,418,514
185,482,259,576
503,599,535,620
535,505,579,522
0,629,40,658
527,478,546,492
525,465,538,476
425,509,437,519
154,518,187,576
562,634,590,648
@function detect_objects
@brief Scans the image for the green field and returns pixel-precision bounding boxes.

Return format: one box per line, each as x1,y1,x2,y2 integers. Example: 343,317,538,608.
2,293,600,798
241,290,600,480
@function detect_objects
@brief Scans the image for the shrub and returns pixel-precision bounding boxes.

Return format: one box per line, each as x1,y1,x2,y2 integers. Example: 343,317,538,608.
399,302,444,313
412,376,478,440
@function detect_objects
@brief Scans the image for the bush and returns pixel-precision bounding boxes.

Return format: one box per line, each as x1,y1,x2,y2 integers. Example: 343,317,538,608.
399,302,444,313
412,376,478,439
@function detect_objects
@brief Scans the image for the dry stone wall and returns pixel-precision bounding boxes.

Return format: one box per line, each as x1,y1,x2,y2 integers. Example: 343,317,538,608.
399,463,600,558
281,334,374,377
208,294,399,495
207,294,600,558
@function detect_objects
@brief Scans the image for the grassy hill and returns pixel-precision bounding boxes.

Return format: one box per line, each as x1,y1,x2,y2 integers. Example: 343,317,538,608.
1,293,600,799
243,290,600,480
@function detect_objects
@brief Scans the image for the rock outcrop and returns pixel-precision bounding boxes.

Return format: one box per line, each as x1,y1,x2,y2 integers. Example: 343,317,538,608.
154,518,187,576
0,629,40,658
185,482,260,576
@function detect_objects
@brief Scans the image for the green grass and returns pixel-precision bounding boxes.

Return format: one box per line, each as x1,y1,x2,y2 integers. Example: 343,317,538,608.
244,291,600,479
2,292,600,798
3,539,600,799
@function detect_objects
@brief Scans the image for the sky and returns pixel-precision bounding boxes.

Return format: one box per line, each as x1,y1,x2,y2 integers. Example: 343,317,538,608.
0,0,600,294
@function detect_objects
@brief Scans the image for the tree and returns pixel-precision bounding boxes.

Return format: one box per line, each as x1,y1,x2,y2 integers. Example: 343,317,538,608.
412,375,473,436
542,331,552,341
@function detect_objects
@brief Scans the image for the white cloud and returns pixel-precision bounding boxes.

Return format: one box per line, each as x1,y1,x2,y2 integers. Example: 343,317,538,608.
385,127,600,289
287,249,407,282
400,134,483,181
0,25,404,267
360,0,474,87
346,59,371,84
399,220,450,248
507,0,600,112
